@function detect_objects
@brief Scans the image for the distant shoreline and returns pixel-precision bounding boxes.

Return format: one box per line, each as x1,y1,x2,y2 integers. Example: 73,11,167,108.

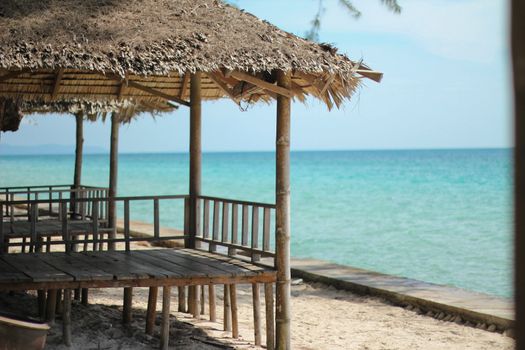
0,147,513,156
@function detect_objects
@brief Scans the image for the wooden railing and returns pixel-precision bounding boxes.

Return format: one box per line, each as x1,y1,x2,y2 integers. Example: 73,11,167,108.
195,195,276,261
0,193,276,261
0,185,109,221
0,195,188,253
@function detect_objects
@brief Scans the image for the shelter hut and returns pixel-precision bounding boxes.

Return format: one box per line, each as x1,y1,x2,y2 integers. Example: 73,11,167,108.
0,0,382,349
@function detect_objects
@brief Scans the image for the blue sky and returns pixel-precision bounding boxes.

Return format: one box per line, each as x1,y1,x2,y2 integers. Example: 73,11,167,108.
0,0,511,152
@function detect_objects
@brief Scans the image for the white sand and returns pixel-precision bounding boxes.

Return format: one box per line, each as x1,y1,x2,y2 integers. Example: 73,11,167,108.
0,281,511,350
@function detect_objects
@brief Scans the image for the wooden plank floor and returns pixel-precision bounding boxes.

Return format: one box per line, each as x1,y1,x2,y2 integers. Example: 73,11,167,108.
0,249,276,291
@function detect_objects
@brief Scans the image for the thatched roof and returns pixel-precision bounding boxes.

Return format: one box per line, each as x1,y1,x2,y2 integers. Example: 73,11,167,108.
0,0,381,110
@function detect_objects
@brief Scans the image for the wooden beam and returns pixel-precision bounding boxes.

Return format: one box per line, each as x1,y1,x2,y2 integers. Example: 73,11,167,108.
230,71,293,98
101,73,190,107
0,70,27,83
275,70,292,350
180,73,190,99
356,68,383,83
51,69,65,99
207,72,239,102
117,79,127,100
73,112,84,191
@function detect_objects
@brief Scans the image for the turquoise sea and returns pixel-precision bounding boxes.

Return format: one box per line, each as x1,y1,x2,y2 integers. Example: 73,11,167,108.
0,149,513,298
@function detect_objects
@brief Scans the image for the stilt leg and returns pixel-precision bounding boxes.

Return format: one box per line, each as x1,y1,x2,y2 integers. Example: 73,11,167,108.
209,285,216,322
265,283,275,350
187,286,194,315
200,285,205,315
37,290,46,319
223,284,231,332
56,289,63,314
230,284,238,338
252,283,262,346
160,286,171,350
146,287,158,335
74,288,80,301
46,289,58,325
178,286,186,312
193,285,200,318
81,288,88,306
123,287,133,324
63,289,72,346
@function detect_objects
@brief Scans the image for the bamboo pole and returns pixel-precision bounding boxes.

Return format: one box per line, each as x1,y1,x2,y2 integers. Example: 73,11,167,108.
63,289,72,346
275,70,292,349
108,112,120,251
223,284,231,332
209,284,216,322
188,71,202,249
200,285,206,315
73,112,84,191
178,286,186,312
160,286,171,350
193,285,201,318
123,287,133,324
45,289,58,325
265,283,275,350
146,286,158,335
230,284,239,338
252,283,262,346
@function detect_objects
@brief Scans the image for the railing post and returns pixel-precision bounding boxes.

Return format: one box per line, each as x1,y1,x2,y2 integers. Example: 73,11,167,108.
0,203,4,254
124,200,130,252
61,202,70,254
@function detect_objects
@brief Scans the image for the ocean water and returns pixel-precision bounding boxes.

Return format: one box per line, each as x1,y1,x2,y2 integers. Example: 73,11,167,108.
0,149,513,298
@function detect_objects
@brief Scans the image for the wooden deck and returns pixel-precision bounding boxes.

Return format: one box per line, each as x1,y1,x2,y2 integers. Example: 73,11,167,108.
0,248,276,291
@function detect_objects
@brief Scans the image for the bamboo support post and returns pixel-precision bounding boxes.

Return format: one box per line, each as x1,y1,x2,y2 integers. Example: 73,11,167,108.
187,286,195,315
45,289,58,325
63,289,72,346
37,290,46,319
188,71,202,250
160,286,171,350
81,288,88,306
265,283,275,350
123,287,133,324
193,285,201,318
209,284,216,322
252,283,262,346
230,284,239,338
178,286,186,312
200,285,205,315
108,112,120,251
223,284,231,332
146,286,158,335
275,70,292,349
56,289,63,314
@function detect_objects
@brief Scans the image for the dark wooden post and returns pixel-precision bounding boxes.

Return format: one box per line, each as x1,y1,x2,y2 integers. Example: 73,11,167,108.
187,72,202,312
512,1,525,348
275,70,291,350
108,112,120,251
73,112,84,191
188,71,202,249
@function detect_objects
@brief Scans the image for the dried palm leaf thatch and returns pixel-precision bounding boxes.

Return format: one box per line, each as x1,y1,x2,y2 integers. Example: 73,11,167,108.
20,98,176,123
0,0,381,109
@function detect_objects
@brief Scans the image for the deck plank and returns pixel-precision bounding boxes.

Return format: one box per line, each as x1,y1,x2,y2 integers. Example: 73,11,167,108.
131,250,209,278
1,254,73,282
36,253,113,282
0,258,31,283
172,249,254,276
81,251,170,280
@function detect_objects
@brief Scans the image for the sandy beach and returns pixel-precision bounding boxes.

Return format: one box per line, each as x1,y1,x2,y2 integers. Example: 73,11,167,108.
0,277,513,350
